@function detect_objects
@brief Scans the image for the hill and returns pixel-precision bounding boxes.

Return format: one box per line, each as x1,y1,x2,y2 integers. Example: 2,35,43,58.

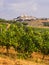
13,15,49,27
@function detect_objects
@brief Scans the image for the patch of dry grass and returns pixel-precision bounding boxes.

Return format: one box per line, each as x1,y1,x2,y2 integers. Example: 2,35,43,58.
0,47,49,65
0,56,47,65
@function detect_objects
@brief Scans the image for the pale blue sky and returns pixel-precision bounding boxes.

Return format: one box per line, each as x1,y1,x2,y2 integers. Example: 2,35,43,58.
0,0,49,19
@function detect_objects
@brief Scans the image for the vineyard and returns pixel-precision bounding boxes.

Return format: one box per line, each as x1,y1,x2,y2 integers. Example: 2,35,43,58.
0,21,49,59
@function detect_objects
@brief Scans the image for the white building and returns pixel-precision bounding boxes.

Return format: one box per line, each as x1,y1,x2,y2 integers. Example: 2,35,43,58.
14,15,36,22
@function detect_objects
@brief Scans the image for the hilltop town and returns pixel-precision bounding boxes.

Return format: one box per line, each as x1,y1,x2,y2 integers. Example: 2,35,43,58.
0,15,49,28
13,15,49,27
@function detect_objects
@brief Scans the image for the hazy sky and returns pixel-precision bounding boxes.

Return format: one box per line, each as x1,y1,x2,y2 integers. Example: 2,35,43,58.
0,0,49,19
